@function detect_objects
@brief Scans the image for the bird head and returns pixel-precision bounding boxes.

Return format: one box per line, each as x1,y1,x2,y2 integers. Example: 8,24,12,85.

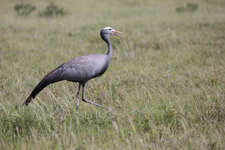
100,27,123,40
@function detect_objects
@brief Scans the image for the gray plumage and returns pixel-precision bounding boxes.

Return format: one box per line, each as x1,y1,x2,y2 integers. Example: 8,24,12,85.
23,27,122,112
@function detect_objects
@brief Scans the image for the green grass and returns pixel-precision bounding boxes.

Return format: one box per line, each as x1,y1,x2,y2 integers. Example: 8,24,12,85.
0,0,225,149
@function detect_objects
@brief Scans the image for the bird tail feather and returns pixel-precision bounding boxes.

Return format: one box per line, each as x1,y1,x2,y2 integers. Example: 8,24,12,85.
23,66,63,106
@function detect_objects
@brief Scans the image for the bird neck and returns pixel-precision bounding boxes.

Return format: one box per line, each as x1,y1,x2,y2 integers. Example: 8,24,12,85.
105,38,113,60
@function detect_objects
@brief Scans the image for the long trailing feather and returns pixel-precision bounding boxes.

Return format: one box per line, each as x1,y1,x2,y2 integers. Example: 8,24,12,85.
23,66,63,106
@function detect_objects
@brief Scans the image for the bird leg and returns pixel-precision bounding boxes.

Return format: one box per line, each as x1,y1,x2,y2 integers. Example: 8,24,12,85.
81,84,112,111
75,83,81,112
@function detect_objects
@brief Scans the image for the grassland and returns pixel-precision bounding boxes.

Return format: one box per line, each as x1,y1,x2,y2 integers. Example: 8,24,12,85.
0,0,225,149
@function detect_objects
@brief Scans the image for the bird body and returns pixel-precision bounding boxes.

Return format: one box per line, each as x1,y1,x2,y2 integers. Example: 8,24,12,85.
61,54,110,82
23,27,122,112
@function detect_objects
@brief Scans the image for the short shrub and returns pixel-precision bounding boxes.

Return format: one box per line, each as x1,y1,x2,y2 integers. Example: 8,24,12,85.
39,2,67,17
14,2,36,16
176,3,198,13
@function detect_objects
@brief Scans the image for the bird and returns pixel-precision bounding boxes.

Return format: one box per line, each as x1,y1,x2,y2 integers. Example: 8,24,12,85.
23,27,122,112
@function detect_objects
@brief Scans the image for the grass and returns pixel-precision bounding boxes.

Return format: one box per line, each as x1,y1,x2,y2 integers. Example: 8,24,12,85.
0,0,225,149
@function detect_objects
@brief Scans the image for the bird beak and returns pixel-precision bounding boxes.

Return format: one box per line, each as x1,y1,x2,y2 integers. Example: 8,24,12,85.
113,30,123,37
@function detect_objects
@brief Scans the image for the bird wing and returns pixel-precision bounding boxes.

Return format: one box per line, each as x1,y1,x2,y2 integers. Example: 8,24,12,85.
59,54,106,82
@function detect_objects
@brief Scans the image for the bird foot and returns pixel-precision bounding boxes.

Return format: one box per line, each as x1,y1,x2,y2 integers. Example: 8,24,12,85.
108,107,113,112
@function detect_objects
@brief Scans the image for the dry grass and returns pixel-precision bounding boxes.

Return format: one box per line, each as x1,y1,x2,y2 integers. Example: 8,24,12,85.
0,0,225,149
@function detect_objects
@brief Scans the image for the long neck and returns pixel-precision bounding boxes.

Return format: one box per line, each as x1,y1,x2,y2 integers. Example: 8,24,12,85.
101,31,113,61
105,38,113,60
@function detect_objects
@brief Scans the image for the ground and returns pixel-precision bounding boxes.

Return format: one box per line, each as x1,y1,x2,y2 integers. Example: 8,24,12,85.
0,0,224,149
